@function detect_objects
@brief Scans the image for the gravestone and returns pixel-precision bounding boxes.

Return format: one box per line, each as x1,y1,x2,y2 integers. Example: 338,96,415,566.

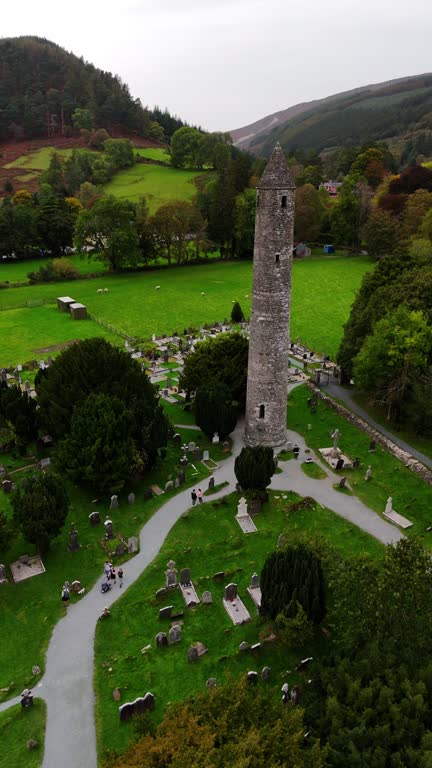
159,605,173,620
0,466,5,478
187,646,199,662
156,587,167,600
261,666,271,681
128,536,139,554
239,641,249,652
89,511,100,526
353,458,360,469
68,523,80,552
2,480,12,494
110,495,119,510
127,493,135,505
237,497,248,517
224,583,237,601
335,458,344,471
165,480,174,492
174,478,179,488
25,380,31,393
212,432,220,444
113,688,121,701
250,573,259,589
178,471,186,484
365,465,372,481
114,542,126,557
202,590,212,604
0,564,8,584
339,477,347,489
119,703,134,722
206,678,217,688
143,488,153,501
277,534,286,548
187,441,196,452
251,642,261,652
247,671,258,684
180,456,188,467
249,498,262,515
203,450,210,462
213,571,225,582
168,624,182,644
208,477,215,490
173,433,182,445
165,568,177,588
369,440,376,453
194,448,202,461
155,632,168,647
180,567,191,586
104,518,114,540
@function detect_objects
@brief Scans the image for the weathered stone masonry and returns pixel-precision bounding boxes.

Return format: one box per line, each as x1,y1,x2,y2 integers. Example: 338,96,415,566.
245,143,296,447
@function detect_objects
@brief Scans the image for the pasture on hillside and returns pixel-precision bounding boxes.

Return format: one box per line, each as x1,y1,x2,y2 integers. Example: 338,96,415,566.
4,146,75,172
103,162,210,209
135,147,171,164
0,257,371,365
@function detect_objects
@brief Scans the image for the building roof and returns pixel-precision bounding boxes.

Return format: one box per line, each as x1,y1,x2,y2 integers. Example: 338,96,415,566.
258,142,295,190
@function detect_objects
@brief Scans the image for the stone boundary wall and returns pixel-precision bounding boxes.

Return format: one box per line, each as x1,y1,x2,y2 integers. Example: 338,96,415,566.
307,383,432,486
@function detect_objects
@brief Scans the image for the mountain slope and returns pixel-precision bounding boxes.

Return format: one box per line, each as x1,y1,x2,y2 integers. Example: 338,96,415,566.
231,74,432,159
0,36,155,141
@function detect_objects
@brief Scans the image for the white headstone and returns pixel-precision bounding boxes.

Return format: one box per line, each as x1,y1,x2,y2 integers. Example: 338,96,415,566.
212,432,219,444
237,497,248,517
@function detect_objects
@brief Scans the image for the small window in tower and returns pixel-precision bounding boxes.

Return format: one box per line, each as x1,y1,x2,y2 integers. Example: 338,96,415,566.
259,404,265,419
275,253,280,264
256,194,259,207
281,195,287,208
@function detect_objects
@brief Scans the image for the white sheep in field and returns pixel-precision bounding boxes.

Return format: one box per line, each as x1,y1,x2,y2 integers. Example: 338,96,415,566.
97,288,103,294
155,285,161,290
201,292,205,295
103,288,109,293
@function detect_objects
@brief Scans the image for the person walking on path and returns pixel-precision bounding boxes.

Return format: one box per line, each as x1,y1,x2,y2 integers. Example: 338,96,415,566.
191,489,197,506
118,567,123,588
110,566,116,584
197,488,203,504
104,561,111,580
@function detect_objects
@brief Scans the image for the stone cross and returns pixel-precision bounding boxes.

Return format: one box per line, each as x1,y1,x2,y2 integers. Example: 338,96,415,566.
237,497,248,517
165,567,177,588
212,432,219,444
330,428,341,457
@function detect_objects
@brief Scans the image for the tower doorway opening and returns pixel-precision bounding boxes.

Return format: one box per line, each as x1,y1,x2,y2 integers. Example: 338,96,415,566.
259,404,265,419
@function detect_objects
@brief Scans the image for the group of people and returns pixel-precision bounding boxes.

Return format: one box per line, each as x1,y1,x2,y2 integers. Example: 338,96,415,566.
104,560,124,587
191,488,203,506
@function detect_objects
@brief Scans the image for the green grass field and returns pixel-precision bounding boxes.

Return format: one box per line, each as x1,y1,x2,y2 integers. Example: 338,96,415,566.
0,700,46,768
135,148,170,164
288,385,432,537
103,163,210,209
0,429,225,699
94,489,382,758
0,254,105,285
4,147,74,171
0,257,371,366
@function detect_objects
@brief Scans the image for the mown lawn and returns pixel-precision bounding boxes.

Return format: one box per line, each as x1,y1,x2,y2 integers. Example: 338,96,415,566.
94,489,382,759
103,163,212,209
0,429,225,700
135,148,170,164
0,257,371,366
0,700,46,768
288,385,432,538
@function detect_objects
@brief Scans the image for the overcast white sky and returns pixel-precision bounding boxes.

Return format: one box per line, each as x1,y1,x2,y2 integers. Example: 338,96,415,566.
3,0,432,131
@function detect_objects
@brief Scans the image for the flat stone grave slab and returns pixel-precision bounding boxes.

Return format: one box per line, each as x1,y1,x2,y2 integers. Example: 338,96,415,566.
180,582,200,608
384,509,413,529
149,375,166,384
161,394,177,404
236,512,257,534
202,458,218,470
151,485,164,496
10,555,46,583
223,595,251,625
247,586,262,609
319,448,354,470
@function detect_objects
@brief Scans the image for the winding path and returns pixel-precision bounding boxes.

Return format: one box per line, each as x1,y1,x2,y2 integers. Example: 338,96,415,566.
0,386,404,768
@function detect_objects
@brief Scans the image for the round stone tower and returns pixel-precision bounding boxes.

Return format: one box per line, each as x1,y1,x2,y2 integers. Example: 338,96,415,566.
244,143,295,448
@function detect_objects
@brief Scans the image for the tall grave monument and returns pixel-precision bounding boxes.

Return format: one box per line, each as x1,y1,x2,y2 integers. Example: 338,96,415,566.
245,143,296,447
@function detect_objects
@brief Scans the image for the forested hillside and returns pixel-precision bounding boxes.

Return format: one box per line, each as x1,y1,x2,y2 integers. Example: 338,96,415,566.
0,37,162,141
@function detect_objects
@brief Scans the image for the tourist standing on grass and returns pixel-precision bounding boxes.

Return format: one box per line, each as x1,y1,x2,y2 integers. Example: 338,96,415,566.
118,567,124,588
197,488,203,504
191,489,197,506
61,584,70,608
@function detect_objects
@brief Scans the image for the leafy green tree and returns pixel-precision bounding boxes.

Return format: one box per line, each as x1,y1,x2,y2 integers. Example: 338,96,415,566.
41,152,66,193
55,394,137,494
276,602,314,647
234,187,255,258
261,544,326,624
362,209,402,260
230,301,244,323
408,367,432,435
72,108,94,131
150,200,204,264
402,189,432,236
195,382,237,439
74,196,139,271
330,175,370,247
103,139,135,171
170,126,203,168
36,184,74,255
353,307,432,419
234,445,275,495
35,339,169,472
179,332,249,408
135,196,155,263
0,381,37,451
294,183,327,242
11,471,69,553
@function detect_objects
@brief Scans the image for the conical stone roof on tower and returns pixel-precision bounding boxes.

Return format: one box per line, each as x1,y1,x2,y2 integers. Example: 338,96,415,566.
244,143,296,448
